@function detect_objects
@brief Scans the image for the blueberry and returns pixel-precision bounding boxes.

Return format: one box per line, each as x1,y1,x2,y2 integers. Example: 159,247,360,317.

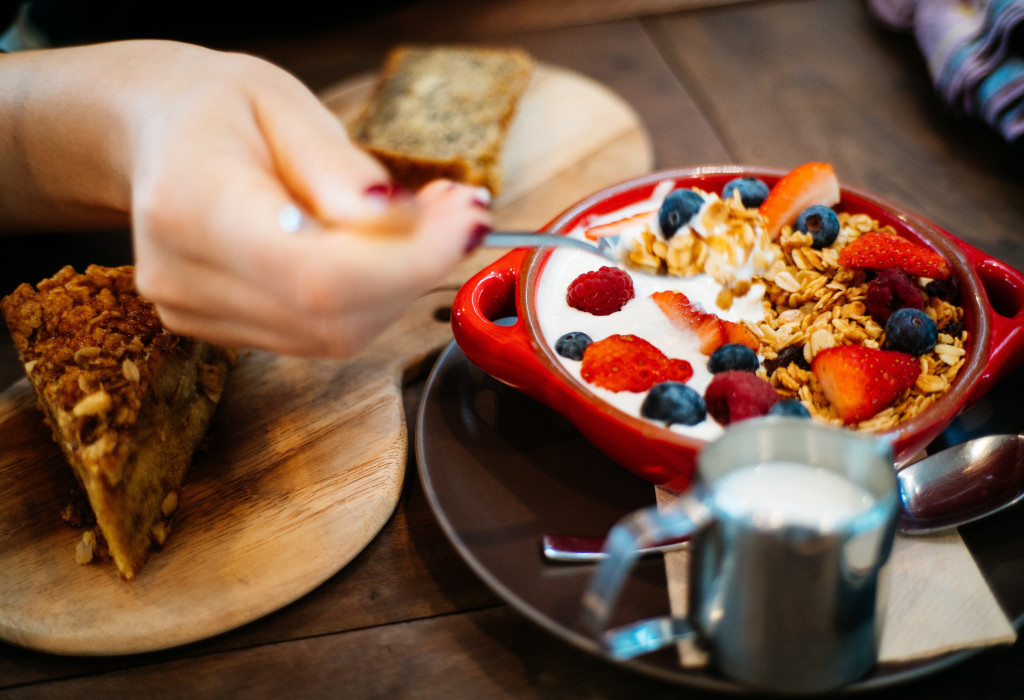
641,382,706,426
707,343,760,374
658,189,705,239
722,177,770,208
794,205,840,249
554,331,592,361
768,399,811,418
885,308,938,355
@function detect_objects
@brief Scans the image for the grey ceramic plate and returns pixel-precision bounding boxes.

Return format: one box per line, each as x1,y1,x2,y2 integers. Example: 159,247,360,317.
416,341,1024,693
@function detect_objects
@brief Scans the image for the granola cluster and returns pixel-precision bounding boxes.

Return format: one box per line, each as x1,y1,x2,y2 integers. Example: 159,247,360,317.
627,190,775,310
2,264,238,579
626,208,969,432
1,265,234,477
2,266,164,446
745,213,967,431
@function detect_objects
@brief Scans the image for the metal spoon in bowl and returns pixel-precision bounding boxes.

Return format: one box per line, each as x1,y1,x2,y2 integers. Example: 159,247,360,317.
484,232,631,268
543,434,1024,562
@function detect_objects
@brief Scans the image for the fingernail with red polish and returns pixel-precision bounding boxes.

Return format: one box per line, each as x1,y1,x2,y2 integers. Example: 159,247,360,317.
472,187,492,210
464,223,492,254
364,183,411,209
364,183,392,198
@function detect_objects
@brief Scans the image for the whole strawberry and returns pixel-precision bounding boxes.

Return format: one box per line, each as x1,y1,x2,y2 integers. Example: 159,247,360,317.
811,345,920,424
581,334,693,392
566,266,635,316
838,231,951,280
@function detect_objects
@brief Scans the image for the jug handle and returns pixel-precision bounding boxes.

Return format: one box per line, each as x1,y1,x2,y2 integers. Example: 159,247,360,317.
581,494,711,659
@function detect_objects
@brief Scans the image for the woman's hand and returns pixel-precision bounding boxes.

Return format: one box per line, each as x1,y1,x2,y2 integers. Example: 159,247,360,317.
0,40,490,357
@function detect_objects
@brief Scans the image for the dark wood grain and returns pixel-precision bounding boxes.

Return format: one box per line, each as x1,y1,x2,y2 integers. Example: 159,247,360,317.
646,0,1024,270
2,0,1023,696
510,23,731,169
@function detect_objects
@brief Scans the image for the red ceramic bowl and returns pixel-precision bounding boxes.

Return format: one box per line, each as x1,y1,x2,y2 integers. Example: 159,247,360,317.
451,166,1024,492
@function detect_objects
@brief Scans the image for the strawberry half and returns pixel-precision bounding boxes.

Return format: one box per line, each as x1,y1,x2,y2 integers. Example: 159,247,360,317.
759,162,840,240
651,290,759,355
811,345,920,424
583,211,655,241
837,230,952,280
580,334,693,392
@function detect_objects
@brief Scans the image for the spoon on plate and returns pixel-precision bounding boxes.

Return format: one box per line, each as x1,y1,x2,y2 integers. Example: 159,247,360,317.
543,433,1024,562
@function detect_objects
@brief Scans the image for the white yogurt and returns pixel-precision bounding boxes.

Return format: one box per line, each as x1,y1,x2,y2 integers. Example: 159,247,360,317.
712,461,875,531
534,184,770,442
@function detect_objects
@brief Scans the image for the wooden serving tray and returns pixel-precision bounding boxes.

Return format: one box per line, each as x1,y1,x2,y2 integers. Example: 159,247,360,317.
0,62,652,655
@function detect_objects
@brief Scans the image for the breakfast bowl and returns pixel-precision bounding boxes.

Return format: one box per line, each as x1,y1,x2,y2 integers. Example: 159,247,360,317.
451,165,1024,492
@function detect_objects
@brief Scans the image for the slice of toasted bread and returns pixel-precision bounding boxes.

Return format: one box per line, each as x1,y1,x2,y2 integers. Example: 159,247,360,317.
352,44,534,195
1,265,236,580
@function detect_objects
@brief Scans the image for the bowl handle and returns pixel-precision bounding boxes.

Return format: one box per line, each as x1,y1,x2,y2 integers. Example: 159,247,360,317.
954,237,1024,404
451,249,558,399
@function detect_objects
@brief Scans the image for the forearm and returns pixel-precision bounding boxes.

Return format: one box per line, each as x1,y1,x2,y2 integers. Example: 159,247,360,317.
0,40,225,232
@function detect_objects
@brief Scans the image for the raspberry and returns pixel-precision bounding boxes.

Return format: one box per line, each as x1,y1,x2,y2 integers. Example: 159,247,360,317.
704,371,779,425
866,268,925,323
580,334,693,392
566,266,634,316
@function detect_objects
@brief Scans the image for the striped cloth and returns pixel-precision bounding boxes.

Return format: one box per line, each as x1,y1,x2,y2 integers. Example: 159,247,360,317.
868,0,1024,143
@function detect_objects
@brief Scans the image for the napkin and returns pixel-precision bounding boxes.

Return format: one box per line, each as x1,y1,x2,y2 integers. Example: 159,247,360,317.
867,0,1024,144
655,487,1018,668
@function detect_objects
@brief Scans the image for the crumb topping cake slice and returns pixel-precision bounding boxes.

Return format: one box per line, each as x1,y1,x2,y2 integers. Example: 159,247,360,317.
1,265,236,581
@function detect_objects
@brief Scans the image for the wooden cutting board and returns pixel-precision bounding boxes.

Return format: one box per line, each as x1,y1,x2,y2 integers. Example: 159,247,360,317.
321,61,654,236
0,290,454,655
0,63,652,655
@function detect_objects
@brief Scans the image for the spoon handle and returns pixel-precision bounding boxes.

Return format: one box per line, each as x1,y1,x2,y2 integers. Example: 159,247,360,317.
542,533,689,562
483,232,609,258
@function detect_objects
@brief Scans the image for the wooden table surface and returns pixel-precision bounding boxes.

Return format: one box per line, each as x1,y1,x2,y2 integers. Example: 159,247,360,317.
3,0,1024,697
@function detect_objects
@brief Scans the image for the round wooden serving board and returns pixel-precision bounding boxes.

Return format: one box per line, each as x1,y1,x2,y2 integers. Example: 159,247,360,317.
321,62,655,257
0,291,455,656
0,63,651,655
